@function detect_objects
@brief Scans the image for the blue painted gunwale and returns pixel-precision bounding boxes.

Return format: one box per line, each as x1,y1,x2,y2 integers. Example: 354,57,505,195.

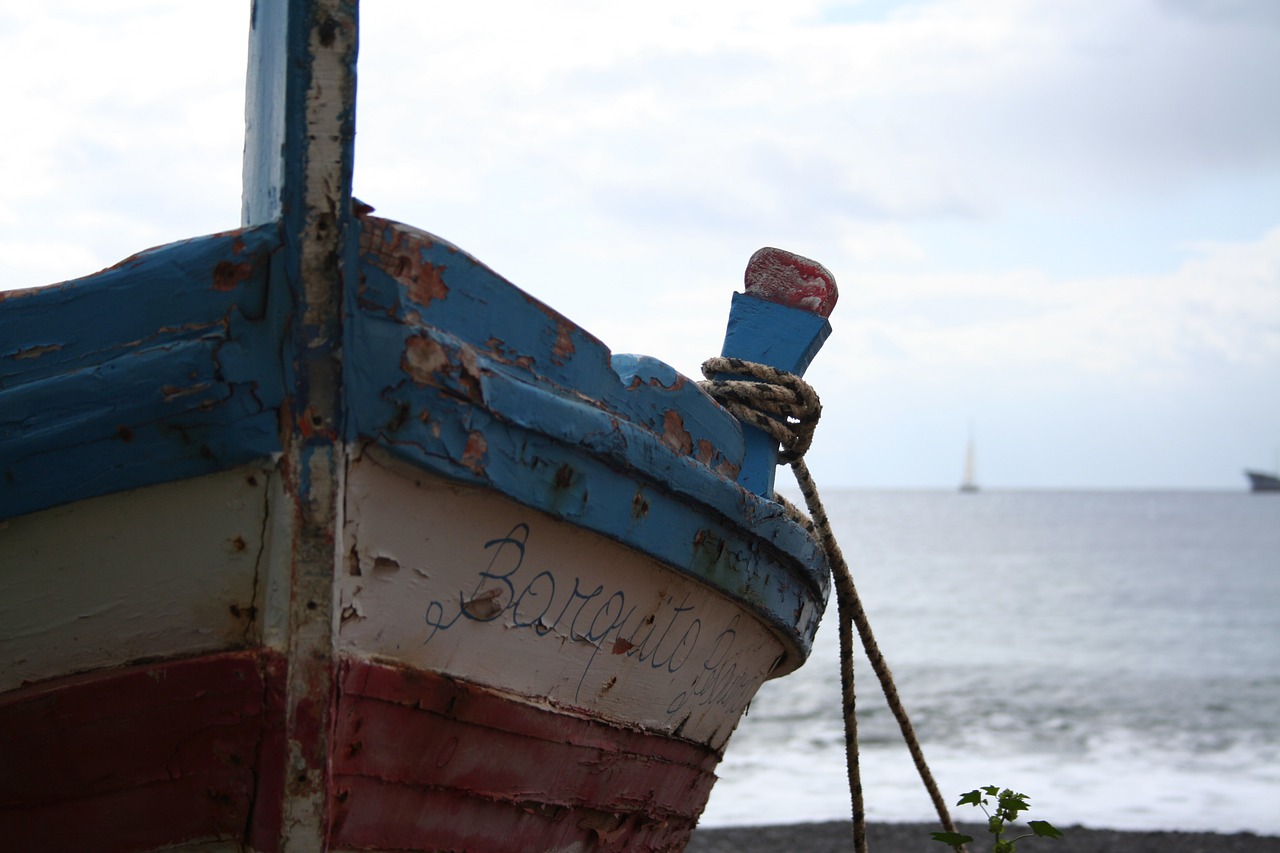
0,213,829,667
0,226,287,520
1,0,828,677
350,215,829,668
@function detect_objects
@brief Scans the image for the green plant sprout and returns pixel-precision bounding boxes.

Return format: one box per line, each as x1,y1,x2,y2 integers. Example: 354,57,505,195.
930,786,1064,853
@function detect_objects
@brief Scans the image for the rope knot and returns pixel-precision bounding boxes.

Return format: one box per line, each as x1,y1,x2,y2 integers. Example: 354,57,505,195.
698,356,822,464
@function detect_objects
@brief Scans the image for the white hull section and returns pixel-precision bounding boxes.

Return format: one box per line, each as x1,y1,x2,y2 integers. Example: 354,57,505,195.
0,467,276,693
1,451,786,752
339,453,786,750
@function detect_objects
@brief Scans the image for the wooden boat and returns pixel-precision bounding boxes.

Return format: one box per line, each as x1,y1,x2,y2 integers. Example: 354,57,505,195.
0,2,835,850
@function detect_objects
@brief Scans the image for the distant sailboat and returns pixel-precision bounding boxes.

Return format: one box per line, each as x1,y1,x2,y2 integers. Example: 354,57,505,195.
960,427,979,493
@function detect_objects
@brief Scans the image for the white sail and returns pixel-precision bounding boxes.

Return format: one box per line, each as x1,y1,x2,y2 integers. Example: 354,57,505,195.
960,427,979,493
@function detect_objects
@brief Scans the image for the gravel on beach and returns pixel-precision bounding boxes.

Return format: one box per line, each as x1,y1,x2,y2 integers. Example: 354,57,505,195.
685,821,1280,853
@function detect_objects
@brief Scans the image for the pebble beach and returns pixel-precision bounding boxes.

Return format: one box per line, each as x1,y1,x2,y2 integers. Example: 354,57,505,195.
686,821,1280,853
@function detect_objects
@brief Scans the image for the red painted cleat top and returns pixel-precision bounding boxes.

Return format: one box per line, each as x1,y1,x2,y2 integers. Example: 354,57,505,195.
743,247,838,318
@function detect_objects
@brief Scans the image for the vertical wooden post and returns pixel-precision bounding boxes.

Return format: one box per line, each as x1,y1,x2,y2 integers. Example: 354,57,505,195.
243,0,358,847
717,248,837,497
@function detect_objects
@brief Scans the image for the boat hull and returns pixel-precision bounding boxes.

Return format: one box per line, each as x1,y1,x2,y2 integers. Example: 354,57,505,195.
339,453,784,750
0,0,833,844
1245,470,1280,492
2,367,822,852
0,651,286,852
0,647,724,852
329,659,718,851
1,212,829,852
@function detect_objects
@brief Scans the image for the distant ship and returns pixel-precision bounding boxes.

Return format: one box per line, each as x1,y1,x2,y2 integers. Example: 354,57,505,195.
960,429,979,493
1245,469,1280,492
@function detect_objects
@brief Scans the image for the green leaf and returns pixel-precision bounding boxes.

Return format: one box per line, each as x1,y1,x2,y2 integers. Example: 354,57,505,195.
1029,820,1064,839
930,831,975,845
981,785,1001,797
998,790,1030,820
957,790,984,807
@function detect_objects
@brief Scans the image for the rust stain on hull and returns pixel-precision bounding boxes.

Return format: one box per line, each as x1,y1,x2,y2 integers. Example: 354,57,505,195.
11,343,64,361
551,318,576,364
661,410,694,456
401,335,448,385
212,259,253,292
403,258,448,307
461,431,488,474
361,224,449,308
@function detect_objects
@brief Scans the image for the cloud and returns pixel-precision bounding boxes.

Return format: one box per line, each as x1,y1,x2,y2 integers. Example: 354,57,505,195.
796,224,1280,488
1158,0,1280,26
356,0,1280,248
0,4,245,285
828,225,1280,380
2,1,1276,487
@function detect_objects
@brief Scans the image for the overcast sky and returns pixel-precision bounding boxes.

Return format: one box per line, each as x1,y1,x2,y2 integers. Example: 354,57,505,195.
3,0,1278,489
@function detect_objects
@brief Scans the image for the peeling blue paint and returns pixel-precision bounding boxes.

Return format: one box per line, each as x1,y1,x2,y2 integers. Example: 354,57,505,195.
0,209,830,670
347,217,829,669
0,227,286,519
717,291,833,497
0,2,834,846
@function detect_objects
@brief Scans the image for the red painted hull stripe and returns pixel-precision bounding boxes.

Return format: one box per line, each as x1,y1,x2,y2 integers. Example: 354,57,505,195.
0,650,286,853
338,656,722,769
0,652,725,852
332,775,696,853
331,659,721,852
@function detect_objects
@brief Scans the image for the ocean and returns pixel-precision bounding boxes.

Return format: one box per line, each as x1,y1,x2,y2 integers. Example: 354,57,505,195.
699,490,1280,834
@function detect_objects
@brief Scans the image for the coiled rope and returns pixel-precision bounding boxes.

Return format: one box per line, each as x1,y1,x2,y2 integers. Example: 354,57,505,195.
700,356,961,853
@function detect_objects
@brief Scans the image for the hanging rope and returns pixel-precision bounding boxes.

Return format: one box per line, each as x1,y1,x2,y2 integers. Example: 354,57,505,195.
700,356,963,853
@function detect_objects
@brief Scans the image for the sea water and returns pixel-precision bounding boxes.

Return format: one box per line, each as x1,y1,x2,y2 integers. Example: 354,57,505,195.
700,490,1280,833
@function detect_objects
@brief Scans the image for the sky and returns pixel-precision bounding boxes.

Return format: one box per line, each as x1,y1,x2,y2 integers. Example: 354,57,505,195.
2,0,1278,489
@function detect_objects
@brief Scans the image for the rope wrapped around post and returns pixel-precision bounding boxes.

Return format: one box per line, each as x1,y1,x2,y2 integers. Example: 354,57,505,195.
699,356,821,465
699,358,964,853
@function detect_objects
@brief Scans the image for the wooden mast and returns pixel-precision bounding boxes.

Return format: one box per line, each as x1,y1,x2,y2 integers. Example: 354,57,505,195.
243,0,358,845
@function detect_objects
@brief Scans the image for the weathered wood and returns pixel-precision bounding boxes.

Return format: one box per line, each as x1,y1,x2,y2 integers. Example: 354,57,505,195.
349,217,829,670
331,659,716,852
0,2,839,850
243,0,360,845
0,467,271,693
0,651,287,852
340,454,786,748
0,226,283,521
717,248,838,496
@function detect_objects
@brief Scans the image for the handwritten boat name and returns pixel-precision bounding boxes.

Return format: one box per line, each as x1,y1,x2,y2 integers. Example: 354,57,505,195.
422,522,761,718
